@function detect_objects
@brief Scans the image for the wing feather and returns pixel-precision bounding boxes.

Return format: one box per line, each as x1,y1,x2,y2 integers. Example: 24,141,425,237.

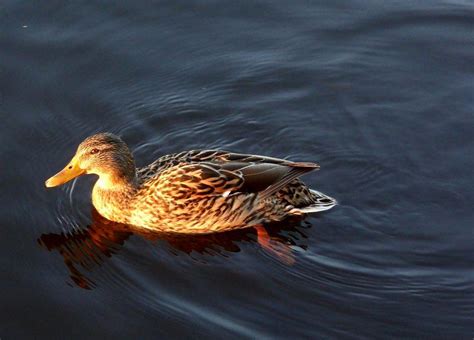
141,150,319,200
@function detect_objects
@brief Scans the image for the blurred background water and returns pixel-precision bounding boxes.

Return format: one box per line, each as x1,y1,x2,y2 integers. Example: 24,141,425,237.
1,0,473,338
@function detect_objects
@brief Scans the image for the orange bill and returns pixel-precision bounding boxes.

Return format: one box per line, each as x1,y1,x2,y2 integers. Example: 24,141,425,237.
45,156,85,188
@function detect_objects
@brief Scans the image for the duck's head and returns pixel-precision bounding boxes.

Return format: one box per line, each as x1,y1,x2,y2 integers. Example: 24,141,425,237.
45,133,136,189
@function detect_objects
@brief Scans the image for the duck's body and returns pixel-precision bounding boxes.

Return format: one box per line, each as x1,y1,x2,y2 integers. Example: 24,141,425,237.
46,133,336,234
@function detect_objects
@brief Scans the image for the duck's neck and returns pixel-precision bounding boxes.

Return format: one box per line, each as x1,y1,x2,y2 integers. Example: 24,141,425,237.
95,171,137,190
92,171,139,224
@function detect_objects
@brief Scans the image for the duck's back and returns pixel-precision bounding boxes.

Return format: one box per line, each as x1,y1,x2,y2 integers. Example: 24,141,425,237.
131,150,336,233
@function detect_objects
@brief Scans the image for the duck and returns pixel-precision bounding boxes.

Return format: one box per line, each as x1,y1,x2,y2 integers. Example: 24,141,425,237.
45,133,336,234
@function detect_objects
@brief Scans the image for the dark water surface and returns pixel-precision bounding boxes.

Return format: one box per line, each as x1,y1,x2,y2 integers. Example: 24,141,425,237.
1,1,474,338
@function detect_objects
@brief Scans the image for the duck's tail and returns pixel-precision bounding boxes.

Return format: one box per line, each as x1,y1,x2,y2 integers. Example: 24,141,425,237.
289,189,337,214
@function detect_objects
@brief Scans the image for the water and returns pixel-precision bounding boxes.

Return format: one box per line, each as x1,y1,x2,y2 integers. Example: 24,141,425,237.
1,0,473,338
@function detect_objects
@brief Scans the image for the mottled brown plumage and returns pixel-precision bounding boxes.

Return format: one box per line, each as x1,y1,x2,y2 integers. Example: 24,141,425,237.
46,133,336,233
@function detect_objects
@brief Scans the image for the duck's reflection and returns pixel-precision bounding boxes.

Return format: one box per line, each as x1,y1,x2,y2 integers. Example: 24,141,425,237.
38,208,309,289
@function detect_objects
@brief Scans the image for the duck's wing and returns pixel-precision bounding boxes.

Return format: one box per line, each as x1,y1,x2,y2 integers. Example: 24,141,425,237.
145,150,319,200
140,149,316,173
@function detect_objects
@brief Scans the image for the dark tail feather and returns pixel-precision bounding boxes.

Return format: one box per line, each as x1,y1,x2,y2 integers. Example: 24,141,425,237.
289,189,337,214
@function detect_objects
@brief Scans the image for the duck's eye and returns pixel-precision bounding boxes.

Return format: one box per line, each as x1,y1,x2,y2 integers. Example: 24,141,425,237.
90,148,100,155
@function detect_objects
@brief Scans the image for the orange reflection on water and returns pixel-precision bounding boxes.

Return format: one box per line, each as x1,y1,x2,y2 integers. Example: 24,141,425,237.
38,208,308,289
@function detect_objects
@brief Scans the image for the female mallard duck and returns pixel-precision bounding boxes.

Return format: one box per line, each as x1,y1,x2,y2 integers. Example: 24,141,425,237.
45,133,336,234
